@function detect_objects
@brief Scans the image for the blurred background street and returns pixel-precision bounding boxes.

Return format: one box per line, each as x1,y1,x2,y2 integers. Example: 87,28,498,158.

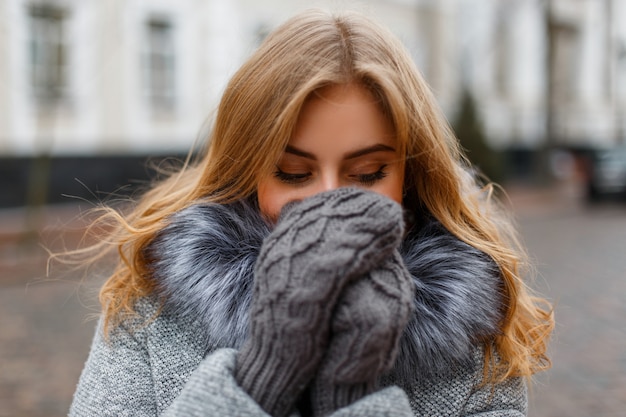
510,182,626,417
2,0,626,416
1,179,625,417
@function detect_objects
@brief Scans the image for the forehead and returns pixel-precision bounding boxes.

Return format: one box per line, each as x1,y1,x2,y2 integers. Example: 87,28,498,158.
289,83,397,154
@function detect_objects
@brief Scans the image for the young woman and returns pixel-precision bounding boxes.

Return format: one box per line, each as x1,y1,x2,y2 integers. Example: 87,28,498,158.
69,9,553,417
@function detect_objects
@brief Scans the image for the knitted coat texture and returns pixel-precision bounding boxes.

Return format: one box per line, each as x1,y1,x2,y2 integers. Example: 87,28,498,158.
69,198,527,416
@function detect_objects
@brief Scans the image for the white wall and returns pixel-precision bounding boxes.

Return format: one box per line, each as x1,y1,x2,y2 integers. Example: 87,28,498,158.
2,0,626,156
457,0,626,148
0,0,246,156
0,0,433,156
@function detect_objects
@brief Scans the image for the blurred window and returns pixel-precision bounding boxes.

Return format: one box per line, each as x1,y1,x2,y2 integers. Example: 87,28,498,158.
255,23,271,47
493,1,519,100
553,23,580,102
494,19,510,98
144,18,176,111
28,5,68,104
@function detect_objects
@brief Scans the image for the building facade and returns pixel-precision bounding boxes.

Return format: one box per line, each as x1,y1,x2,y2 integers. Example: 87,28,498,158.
0,0,431,157
1,0,625,206
459,0,626,150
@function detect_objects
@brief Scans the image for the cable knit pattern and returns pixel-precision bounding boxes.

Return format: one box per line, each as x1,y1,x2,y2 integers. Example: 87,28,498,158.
235,188,405,417
70,296,525,417
147,193,504,380
70,193,525,416
311,251,414,417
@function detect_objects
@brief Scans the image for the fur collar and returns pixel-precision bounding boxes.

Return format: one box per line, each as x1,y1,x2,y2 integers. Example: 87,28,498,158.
146,199,503,381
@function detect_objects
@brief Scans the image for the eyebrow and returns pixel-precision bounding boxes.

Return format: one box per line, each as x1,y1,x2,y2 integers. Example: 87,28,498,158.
285,143,396,160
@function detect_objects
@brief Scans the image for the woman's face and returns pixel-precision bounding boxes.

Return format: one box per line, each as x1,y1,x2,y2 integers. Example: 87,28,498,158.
257,83,405,221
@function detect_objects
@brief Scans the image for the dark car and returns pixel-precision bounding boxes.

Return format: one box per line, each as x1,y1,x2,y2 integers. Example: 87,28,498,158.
586,146,626,202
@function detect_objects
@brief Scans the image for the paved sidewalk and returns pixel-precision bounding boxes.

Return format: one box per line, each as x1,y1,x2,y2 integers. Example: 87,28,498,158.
0,203,104,417
1,182,624,417
507,181,626,417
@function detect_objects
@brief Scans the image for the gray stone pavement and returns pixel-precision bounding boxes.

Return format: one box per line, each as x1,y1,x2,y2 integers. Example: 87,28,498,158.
509,185,626,417
1,182,625,416
0,204,104,417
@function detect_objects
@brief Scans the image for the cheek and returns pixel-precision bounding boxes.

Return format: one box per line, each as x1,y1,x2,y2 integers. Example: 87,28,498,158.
381,180,404,205
257,180,292,222
375,167,405,205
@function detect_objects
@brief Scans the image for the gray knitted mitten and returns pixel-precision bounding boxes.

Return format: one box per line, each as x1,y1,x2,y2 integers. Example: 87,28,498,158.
309,251,414,417
234,187,404,417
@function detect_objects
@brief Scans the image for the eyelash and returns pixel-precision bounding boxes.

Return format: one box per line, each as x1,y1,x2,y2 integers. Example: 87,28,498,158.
273,169,311,184
273,165,388,186
352,165,388,186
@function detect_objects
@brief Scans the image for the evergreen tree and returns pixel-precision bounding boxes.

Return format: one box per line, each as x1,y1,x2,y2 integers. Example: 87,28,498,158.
452,89,503,183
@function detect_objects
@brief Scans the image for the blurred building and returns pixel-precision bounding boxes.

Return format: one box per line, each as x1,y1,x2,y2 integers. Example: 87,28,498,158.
0,0,429,207
459,0,626,154
1,0,625,207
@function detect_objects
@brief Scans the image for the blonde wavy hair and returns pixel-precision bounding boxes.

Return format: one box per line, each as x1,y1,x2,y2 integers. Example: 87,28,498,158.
72,9,552,383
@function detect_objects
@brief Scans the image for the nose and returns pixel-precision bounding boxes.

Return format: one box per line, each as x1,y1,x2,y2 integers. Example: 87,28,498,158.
318,172,341,193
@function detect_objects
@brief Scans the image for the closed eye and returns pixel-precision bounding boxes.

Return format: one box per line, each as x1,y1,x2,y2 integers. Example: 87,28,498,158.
273,168,311,184
351,165,388,186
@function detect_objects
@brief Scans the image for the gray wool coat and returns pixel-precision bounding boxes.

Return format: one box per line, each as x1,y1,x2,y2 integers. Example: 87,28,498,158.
69,200,528,416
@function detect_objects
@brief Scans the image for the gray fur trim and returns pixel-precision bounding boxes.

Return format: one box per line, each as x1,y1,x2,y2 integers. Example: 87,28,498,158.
145,199,270,350
146,200,503,377
393,220,503,381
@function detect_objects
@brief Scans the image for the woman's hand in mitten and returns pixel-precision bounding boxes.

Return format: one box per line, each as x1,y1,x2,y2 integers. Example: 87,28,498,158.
310,251,414,417
234,187,405,417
